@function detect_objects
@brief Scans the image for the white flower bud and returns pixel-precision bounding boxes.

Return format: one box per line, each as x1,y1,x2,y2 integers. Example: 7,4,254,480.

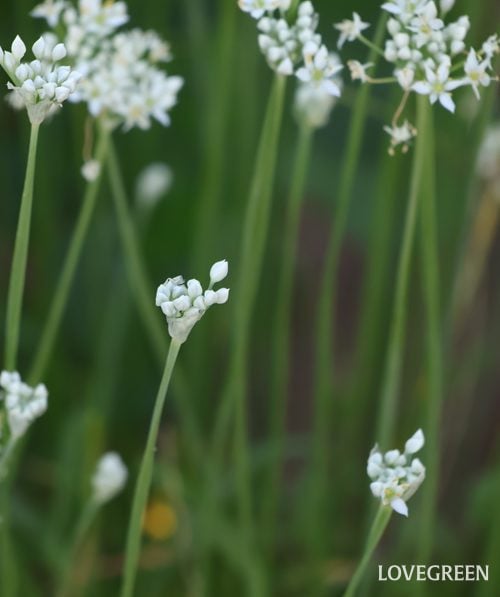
209,260,228,285
11,36,26,61
405,429,425,454
91,453,128,504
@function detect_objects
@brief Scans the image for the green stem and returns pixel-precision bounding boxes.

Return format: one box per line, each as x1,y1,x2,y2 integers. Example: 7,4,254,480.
263,124,313,552
202,74,286,597
4,123,40,371
57,500,98,597
343,505,392,597
307,13,388,557
417,102,442,564
120,338,181,597
374,95,429,450
29,126,109,384
106,138,167,366
216,74,286,527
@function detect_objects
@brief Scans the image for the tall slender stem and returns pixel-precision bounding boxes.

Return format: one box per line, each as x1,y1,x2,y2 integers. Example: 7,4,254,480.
212,74,286,524
343,505,392,597
307,14,388,557
106,139,167,365
4,123,40,371
263,124,313,552
29,126,109,384
202,74,286,597
417,102,442,564
120,339,181,597
375,95,429,449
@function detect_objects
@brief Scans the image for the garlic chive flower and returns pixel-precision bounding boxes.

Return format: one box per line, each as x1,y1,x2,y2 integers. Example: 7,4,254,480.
337,0,499,153
384,120,417,155
239,1,344,108
32,0,183,131
334,12,370,49
0,371,48,443
156,260,230,344
296,44,343,97
91,452,128,505
294,51,342,128
0,34,81,124
367,429,426,517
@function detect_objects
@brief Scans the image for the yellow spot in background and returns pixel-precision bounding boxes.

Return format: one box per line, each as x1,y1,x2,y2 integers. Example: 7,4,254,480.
143,500,178,541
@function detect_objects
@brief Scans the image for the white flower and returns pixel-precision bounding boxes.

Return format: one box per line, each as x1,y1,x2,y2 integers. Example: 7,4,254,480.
0,371,48,441
32,2,183,131
31,0,67,28
347,60,373,83
136,163,173,208
463,49,491,100
384,120,417,154
381,0,428,23
257,17,300,75
0,35,81,124
334,12,370,49
238,0,283,19
296,45,343,96
91,452,128,504
412,61,463,112
367,429,426,516
440,0,455,14
294,81,337,128
81,159,101,181
156,261,230,343
210,260,229,285
481,34,499,67
408,2,444,49
395,65,415,89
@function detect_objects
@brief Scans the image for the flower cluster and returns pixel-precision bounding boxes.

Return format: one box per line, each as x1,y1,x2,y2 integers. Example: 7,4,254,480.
156,260,230,344
31,0,183,131
0,371,48,447
0,34,81,124
335,1,499,153
239,1,343,127
367,429,425,517
91,452,128,504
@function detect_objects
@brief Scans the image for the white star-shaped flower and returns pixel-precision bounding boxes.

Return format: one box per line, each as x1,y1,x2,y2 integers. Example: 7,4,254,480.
334,12,370,49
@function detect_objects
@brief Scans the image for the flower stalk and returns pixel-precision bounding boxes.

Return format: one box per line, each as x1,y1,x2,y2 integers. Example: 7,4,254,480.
29,124,109,383
343,505,392,597
120,338,181,597
4,122,40,371
375,94,429,449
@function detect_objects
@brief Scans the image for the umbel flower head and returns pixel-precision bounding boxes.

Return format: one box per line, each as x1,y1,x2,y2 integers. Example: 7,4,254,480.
335,1,499,153
0,371,48,442
0,34,81,124
31,0,183,130
91,452,128,504
367,429,426,517
239,1,344,104
156,260,230,344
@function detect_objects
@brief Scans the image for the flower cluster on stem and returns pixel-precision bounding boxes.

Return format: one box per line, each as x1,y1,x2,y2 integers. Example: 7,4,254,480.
334,1,499,153
31,0,183,131
156,260,230,344
0,371,48,475
0,34,81,124
367,429,426,517
239,1,343,127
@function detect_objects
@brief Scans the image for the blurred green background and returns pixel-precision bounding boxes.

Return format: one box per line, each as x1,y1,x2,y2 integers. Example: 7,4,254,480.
1,0,500,595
